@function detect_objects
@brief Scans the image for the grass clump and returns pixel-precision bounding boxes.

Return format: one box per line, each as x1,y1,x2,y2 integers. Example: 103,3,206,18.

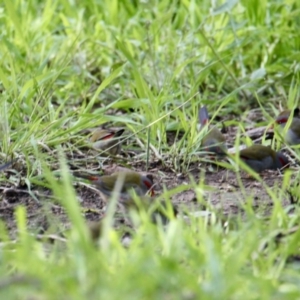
1,0,300,299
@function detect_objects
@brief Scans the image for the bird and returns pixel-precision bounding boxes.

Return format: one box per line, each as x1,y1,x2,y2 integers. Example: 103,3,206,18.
198,106,227,155
76,171,155,205
90,128,125,155
275,108,300,145
238,144,289,172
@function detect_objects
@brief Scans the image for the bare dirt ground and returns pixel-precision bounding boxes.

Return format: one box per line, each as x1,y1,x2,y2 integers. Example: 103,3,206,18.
0,154,292,238
0,115,295,237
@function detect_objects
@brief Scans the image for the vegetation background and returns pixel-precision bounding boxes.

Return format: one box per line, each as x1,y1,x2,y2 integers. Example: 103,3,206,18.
1,0,300,299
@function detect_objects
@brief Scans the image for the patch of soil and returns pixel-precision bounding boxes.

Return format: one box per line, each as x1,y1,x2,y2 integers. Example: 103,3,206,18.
0,157,292,238
0,114,296,238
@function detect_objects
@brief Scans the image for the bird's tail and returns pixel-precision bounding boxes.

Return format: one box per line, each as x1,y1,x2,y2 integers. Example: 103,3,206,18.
199,106,210,126
0,161,13,172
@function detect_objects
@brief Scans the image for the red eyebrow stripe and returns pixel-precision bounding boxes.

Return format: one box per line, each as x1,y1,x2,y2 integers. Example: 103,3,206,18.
101,133,115,140
279,157,287,166
88,176,100,181
143,180,155,196
143,180,152,189
276,117,288,124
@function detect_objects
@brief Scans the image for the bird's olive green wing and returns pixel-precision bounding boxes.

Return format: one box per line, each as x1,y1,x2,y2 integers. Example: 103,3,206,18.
240,145,274,160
